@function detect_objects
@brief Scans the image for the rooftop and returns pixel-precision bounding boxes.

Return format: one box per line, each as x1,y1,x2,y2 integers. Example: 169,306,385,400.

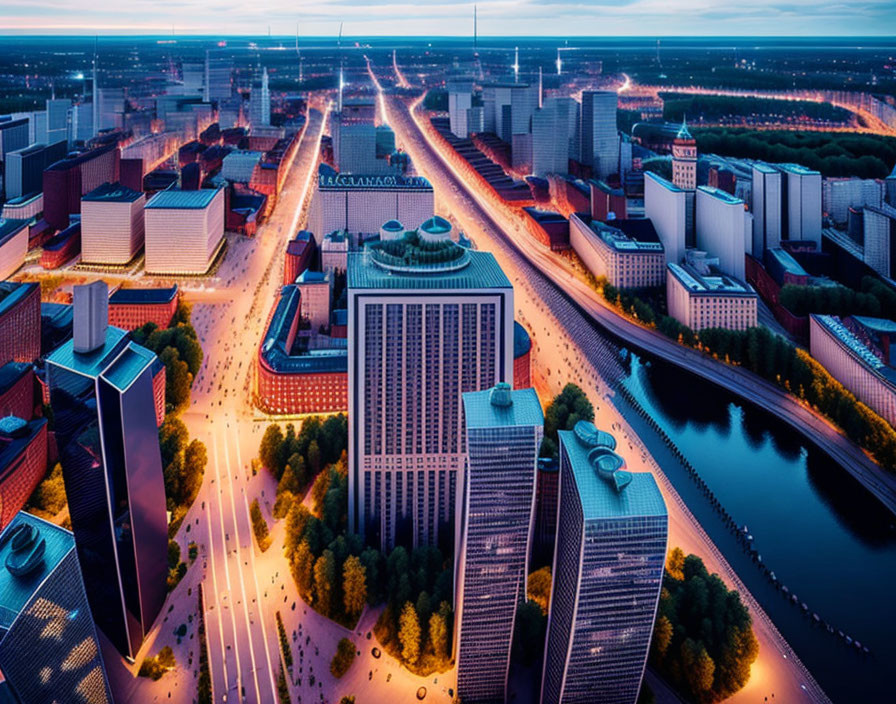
514,321,531,358
101,343,156,392
109,285,178,305
82,182,144,204
420,215,452,235
752,162,780,175
852,316,896,335
813,314,896,384
0,418,46,486
0,512,74,629
146,187,221,210
46,326,130,379
766,248,809,278
349,232,512,290
463,384,544,429
0,282,37,317
697,185,744,205
0,218,28,248
668,263,756,296
575,214,664,253
644,170,684,193
779,163,821,177
559,423,667,521
296,270,329,284
259,286,348,375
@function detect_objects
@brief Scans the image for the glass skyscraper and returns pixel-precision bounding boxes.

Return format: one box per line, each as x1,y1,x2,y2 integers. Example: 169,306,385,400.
46,325,168,660
541,422,667,704
348,227,514,550
0,512,113,704
456,384,543,704
581,90,620,181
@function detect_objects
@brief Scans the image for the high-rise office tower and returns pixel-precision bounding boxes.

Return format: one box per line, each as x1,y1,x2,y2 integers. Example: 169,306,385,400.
45,98,70,145
249,67,271,127
580,90,619,180
779,163,822,245
456,384,543,704
333,98,393,175
204,54,233,103
541,422,667,704
644,171,687,264
671,118,697,244
696,185,748,279
348,225,514,550
751,163,783,255
448,80,474,138
46,283,168,659
532,97,580,177
0,512,114,704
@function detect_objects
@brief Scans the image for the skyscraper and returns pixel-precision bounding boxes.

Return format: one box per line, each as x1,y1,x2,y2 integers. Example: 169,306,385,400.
456,384,543,704
541,421,667,704
751,163,783,255
46,283,168,659
249,67,271,127
532,97,580,178
580,90,619,180
0,512,114,704
348,224,514,550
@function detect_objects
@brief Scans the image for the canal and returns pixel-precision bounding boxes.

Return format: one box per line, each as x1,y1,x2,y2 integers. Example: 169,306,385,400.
614,347,896,704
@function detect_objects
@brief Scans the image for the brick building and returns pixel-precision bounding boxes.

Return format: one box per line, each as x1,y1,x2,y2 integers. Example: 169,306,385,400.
0,363,35,421
108,285,179,330
0,416,48,529
0,282,41,366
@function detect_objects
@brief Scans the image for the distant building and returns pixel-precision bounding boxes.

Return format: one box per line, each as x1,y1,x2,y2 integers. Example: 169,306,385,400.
0,118,29,167
671,118,696,190
751,163,783,255
144,187,225,275
589,179,627,222
448,80,476,139
80,182,146,266
483,83,538,143
46,284,168,659
222,150,263,184
108,285,179,330
0,512,114,703
0,218,29,280
862,205,896,278
348,230,514,550
667,262,757,331
249,67,271,128
541,422,667,704
0,282,40,366
308,171,434,239
255,284,348,415
569,213,665,288
581,91,619,180
3,140,67,200
456,384,543,703
204,55,233,103
696,185,748,280
532,98,580,178
823,177,883,227
810,314,896,428
42,144,121,231
779,163,822,245
332,98,394,175
644,171,687,264
522,207,569,251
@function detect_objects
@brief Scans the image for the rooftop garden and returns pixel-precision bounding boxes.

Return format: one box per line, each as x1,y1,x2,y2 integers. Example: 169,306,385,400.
368,231,469,271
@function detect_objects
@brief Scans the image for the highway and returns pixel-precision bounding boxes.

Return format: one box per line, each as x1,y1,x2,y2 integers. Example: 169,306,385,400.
373,60,831,703
180,105,328,704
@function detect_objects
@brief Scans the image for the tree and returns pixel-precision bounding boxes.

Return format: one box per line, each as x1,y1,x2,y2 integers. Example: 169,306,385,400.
280,454,305,495
159,416,188,467
311,468,332,517
285,502,311,555
652,614,673,660
360,547,384,604
512,600,546,666
308,439,322,474
330,637,356,678
428,611,449,661
181,439,207,503
682,639,715,702
159,347,192,410
666,547,686,581
415,591,432,637
527,567,552,614
250,499,271,552
157,646,176,669
260,424,284,474
342,555,367,618
540,384,594,458
398,601,421,664
167,540,181,569
292,540,315,601
313,550,336,616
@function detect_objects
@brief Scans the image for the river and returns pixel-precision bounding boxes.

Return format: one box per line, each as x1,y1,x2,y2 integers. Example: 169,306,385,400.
613,347,896,704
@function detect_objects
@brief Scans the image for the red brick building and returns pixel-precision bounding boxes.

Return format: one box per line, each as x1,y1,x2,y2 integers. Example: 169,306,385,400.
283,230,317,285
0,282,41,366
0,417,48,529
513,321,532,390
0,363,35,421
40,222,81,269
108,285,179,331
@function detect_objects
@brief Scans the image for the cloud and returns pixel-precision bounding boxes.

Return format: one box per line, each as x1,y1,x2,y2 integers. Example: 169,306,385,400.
0,0,894,35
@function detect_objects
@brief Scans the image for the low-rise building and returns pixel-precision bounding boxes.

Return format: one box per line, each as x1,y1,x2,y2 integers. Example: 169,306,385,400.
108,285,179,330
144,187,225,275
810,314,896,428
39,222,81,269
321,230,349,273
569,213,665,288
284,230,317,285
0,218,28,281
296,270,332,332
80,182,146,266
667,262,757,331
522,207,570,251
0,362,35,421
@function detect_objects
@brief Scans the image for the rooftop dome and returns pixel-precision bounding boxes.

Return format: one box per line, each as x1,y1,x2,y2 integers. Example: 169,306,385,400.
572,421,630,493
419,215,453,242
380,219,405,241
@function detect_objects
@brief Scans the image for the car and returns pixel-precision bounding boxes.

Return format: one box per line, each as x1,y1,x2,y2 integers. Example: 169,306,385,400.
386,673,391,683
416,687,426,700
371,647,381,658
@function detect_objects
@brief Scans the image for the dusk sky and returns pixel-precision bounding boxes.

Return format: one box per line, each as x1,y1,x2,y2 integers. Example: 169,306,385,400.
1,0,895,37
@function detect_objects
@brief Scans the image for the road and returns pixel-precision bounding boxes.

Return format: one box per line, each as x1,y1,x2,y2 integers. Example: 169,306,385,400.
179,105,328,704
373,61,831,703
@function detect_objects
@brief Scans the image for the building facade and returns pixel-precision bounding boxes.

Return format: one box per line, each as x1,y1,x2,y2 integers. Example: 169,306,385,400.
46,298,168,660
696,185,748,280
644,171,687,264
108,285,179,330
0,362,35,420
667,263,758,331
532,98,580,178
780,164,822,245
0,218,29,281
0,512,114,704
144,187,225,275
541,422,667,704
0,417,48,530
809,314,896,428
80,182,146,266
863,205,896,278
348,233,514,550
581,91,619,180
751,163,782,255
456,385,543,704
569,213,665,288
0,282,41,367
